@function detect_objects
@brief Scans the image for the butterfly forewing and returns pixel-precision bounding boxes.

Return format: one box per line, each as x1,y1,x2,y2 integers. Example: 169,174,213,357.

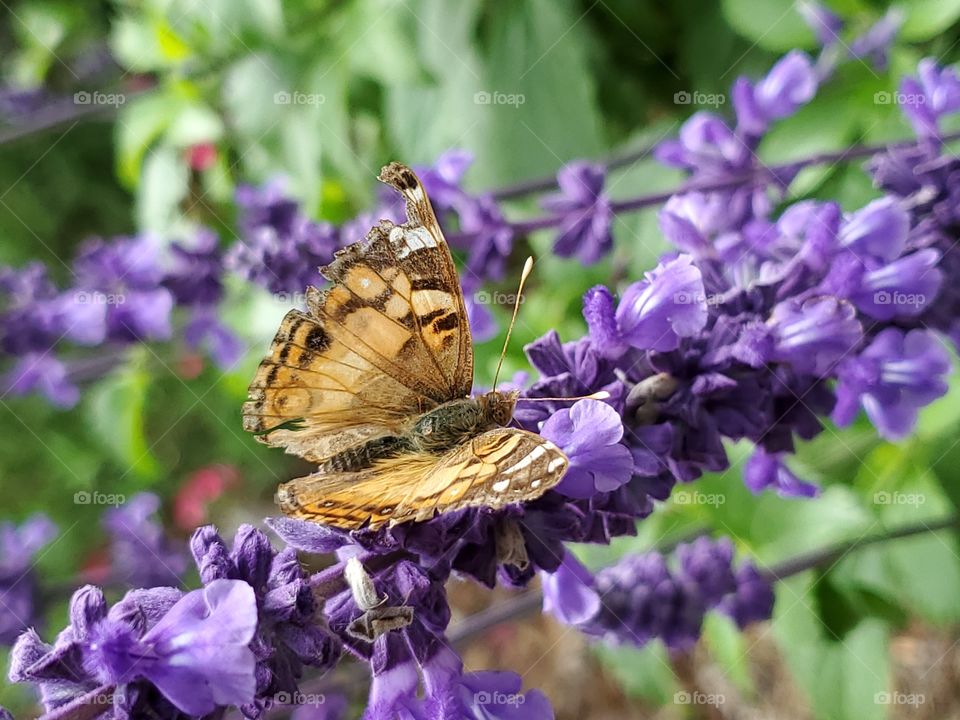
276,428,568,529
243,163,472,465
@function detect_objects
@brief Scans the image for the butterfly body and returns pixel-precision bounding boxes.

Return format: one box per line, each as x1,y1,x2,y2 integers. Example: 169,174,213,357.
244,163,568,530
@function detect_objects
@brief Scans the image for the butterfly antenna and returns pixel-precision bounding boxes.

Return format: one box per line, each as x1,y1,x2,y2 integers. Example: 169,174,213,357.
517,390,611,402
492,256,535,389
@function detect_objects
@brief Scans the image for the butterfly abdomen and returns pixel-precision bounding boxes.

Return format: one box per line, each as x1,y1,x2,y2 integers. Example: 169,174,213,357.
322,435,414,473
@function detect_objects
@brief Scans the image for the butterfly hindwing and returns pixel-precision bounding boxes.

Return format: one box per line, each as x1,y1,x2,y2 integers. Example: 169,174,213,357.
276,428,568,529
243,163,473,465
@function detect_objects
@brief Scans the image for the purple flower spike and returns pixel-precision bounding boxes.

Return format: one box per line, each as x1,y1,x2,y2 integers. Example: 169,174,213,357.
768,296,862,376
719,563,775,629
103,493,188,588
457,671,554,720
744,448,819,498
541,162,614,264
584,255,708,357
0,514,57,645
541,550,601,625
834,328,950,440
89,579,258,715
850,249,942,321
733,51,818,136
540,399,634,499
655,113,751,178
899,58,960,140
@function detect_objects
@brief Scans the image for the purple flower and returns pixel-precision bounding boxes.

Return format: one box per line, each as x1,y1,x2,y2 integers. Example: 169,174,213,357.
719,563,775,629
675,537,737,606
416,149,474,215
3,353,79,408
849,8,903,71
162,228,224,306
798,2,844,47
541,550,600,625
87,579,258,715
655,113,752,179
103,493,188,589
455,195,515,282
191,524,341,714
898,58,960,140
834,329,950,440
454,671,554,720
461,275,498,343
0,514,56,645
540,399,634,499
733,51,818,136
72,234,175,342
229,179,341,295
583,255,708,357
767,296,862,376
744,448,819,498
184,306,246,369
838,197,909,262
540,162,613,263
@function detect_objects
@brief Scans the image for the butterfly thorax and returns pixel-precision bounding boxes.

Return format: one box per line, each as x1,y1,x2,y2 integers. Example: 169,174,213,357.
320,390,518,473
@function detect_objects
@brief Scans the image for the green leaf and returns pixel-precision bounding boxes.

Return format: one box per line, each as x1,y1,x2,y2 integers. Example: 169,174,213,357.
116,92,183,188
721,0,817,52
164,103,225,147
702,613,754,694
900,0,960,41
137,145,189,233
85,358,159,481
593,643,677,705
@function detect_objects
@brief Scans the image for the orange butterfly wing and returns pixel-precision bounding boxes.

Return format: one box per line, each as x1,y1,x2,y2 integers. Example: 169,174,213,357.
276,428,569,529
242,163,473,464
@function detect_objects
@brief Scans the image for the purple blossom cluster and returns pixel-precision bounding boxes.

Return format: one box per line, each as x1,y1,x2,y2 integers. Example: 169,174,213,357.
542,538,773,649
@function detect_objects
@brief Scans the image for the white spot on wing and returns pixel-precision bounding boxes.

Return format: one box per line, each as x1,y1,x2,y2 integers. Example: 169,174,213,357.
393,226,438,259
492,479,510,493
502,445,547,475
548,457,565,472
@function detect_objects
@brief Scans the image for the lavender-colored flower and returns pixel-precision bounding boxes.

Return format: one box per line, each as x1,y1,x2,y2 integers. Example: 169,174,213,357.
833,328,950,440
541,550,600,626
229,179,340,295
72,234,175,342
744,448,819,498
453,671,554,720
3,353,79,408
416,149,475,216
461,275,498,343
898,58,960,140
654,113,752,180
733,51,818,136
162,228,225,306
582,538,773,649
455,195,515,282
0,514,56,645
540,162,613,263
191,524,341,715
767,297,862,376
838,197,909,262
102,493,188,589
184,306,246,369
583,255,708,357
798,2,844,46
719,563,775,629
539,399,634,499
849,8,903,71
86,579,258,715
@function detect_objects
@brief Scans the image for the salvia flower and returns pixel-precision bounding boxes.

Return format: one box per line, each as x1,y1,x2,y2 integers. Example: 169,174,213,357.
744,448,819,498
0,514,57,645
849,8,903,71
898,58,960,141
540,162,613,263
733,51,818,137
798,2,844,47
833,328,950,440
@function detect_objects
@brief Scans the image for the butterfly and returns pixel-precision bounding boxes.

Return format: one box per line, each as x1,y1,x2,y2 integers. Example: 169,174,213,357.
242,162,569,530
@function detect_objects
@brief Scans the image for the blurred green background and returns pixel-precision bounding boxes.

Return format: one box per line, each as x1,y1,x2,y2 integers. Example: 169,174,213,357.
3,1,960,718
